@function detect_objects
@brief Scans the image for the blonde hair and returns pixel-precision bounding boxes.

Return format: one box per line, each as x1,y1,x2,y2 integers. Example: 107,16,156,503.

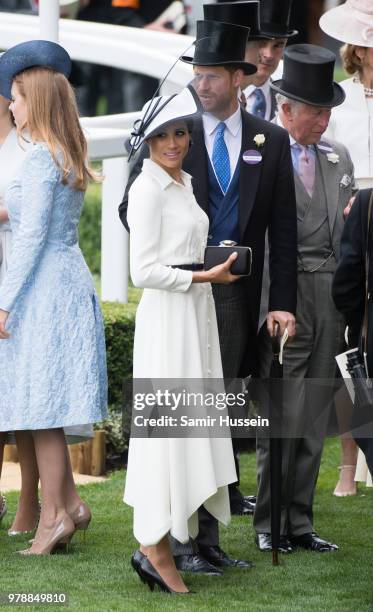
14,67,98,190
340,43,364,76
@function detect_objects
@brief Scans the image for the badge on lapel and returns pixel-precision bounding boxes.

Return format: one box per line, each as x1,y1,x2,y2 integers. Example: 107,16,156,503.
242,133,265,165
317,140,340,164
317,140,334,155
242,150,262,165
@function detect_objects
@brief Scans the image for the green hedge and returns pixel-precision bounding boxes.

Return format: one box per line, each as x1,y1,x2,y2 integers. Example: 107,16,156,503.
102,291,140,408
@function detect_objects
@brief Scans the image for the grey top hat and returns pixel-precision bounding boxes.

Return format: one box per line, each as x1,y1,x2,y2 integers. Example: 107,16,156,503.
0,39,71,100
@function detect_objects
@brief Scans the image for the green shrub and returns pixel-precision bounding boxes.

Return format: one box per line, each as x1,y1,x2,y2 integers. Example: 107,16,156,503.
102,298,138,407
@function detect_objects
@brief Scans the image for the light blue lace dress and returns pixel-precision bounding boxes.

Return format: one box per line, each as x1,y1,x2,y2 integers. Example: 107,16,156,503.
0,144,108,431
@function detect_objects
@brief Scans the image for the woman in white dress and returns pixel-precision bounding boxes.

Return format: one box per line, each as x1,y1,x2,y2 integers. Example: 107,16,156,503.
320,0,373,495
124,87,238,594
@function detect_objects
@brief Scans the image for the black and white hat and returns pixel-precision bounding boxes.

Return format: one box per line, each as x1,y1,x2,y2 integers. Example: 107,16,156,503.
128,85,201,153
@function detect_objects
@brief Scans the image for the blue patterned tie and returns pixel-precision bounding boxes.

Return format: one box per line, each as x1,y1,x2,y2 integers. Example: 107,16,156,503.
252,88,266,118
212,122,231,194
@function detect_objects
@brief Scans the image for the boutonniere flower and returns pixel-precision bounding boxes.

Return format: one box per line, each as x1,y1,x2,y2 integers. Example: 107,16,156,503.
253,133,265,148
326,152,339,164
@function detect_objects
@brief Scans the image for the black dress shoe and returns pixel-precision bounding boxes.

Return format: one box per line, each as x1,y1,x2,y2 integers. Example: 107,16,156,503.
199,545,254,569
174,553,222,576
290,532,339,552
243,495,257,505
255,533,294,554
138,557,192,594
231,499,255,516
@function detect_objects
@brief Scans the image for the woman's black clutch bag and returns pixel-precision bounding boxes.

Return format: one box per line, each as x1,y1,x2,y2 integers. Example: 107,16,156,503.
204,245,252,276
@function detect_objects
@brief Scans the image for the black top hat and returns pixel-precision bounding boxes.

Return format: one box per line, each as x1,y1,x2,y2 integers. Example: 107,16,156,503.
258,0,298,38
181,20,257,75
270,44,345,107
204,2,261,38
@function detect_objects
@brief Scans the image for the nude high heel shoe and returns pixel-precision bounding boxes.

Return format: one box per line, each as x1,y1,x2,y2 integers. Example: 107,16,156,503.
70,502,91,541
17,515,75,556
8,502,41,537
333,465,357,497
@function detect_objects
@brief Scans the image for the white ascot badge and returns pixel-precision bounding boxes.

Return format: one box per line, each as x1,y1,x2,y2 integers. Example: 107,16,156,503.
253,133,265,147
326,152,339,164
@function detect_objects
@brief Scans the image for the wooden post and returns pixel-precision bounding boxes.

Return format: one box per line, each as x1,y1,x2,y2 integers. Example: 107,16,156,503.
68,430,106,476
3,444,18,463
91,430,106,476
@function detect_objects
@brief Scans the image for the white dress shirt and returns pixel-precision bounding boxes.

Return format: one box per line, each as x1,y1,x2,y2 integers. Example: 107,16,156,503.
243,79,272,121
202,105,242,188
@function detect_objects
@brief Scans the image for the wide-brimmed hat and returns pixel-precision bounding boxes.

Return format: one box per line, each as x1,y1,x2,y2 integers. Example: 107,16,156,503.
257,0,298,39
204,2,262,39
0,40,71,100
181,20,256,75
271,44,345,107
319,0,373,48
128,85,202,154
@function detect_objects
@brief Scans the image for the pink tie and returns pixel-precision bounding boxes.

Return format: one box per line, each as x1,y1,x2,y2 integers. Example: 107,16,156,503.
298,145,315,198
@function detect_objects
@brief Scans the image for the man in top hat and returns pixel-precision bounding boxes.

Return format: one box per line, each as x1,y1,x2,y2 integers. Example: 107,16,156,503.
254,44,357,554
215,0,298,120
200,1,263,519
119,18,297,574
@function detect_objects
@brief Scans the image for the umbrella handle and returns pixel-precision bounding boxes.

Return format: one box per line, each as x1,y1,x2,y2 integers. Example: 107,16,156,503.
272,550,279,566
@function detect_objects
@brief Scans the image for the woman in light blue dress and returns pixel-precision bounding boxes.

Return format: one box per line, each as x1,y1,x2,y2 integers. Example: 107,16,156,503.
0,40,108,554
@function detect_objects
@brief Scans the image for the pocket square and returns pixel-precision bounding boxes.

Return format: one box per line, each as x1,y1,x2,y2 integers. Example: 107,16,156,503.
340,174,352,188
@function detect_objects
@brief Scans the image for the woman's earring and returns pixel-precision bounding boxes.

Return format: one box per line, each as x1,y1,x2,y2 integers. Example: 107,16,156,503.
189,140,193,149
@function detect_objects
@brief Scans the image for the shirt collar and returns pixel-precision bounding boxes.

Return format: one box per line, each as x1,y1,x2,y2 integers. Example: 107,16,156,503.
202,104,242,138
142,158,192,191
243,78,271,99
276,115,316,156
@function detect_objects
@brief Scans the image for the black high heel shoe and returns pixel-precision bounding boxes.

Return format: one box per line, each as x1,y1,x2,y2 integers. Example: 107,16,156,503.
139,557,192,595
131,550,146,584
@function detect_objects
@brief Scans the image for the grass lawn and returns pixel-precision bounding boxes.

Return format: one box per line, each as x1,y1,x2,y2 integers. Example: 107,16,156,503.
0,438,372,611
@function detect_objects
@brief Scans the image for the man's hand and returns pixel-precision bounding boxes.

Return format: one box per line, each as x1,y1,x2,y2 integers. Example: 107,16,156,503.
266,311,295,338
0,309,10,339
343,196,356,218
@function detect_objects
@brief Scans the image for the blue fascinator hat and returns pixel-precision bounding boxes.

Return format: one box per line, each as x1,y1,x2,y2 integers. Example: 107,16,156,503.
0,39,71,100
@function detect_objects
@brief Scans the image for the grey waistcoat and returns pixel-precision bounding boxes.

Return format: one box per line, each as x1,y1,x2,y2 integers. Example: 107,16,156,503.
295,154,336,273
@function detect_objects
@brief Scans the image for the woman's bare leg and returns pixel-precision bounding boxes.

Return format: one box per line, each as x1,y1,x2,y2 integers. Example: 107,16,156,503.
62,444,84,515
141,537,188,593
334,386,358,496
334,435,358,496
29,429,73,552
10,432,40,532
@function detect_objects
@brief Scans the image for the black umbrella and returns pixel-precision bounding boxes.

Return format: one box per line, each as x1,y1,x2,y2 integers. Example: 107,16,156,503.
269,328,289,566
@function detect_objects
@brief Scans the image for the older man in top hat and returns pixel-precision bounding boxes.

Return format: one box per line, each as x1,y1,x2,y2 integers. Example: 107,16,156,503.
212,0,297,120
119,18,297,574
254,44,357,554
